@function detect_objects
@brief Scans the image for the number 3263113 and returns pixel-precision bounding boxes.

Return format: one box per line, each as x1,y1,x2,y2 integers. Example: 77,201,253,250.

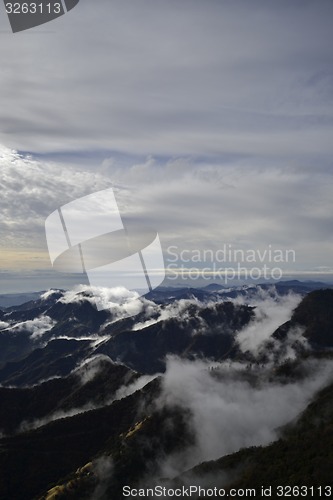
5,3,62,14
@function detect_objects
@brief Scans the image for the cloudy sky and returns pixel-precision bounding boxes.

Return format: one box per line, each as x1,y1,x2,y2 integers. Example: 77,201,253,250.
0,0,333,292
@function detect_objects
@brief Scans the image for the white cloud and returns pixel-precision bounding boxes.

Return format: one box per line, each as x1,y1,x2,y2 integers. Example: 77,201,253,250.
267,325,310,364
114,374,158,401
19,405,95,433
40,289,62,300
58,284,149,319
0,146,112,252
131,298,202,331
156,356,333,478
74,354,116,385
9,315,56,339
234,287,302,354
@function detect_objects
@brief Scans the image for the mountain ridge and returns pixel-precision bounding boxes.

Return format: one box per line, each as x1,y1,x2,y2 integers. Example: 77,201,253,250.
0,285,333,499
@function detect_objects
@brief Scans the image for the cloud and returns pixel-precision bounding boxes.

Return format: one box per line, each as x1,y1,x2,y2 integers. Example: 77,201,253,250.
114,374,158,401
0,1,333,159
40,289,63,300
108,158,333,270
18,355,155,432
58,284,151,319
50,334,110,347
74,354,116,385
265,325,310,364
58,285,246,332
1,0,333,291
131,298,202,331
155,356,333,478
1,146,333,288
0,146,112,254
8,315,56,339
19,405,96,433
234,287,302,355
91,456,114,500
17,355,115,432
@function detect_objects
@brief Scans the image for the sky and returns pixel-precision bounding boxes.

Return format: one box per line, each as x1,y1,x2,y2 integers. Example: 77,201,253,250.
0,0,333,292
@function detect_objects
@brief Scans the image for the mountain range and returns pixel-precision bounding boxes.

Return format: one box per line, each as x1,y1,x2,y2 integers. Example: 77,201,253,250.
0,281,332,499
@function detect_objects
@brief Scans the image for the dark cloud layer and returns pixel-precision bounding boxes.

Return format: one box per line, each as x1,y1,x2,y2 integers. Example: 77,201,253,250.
0,0,332,158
